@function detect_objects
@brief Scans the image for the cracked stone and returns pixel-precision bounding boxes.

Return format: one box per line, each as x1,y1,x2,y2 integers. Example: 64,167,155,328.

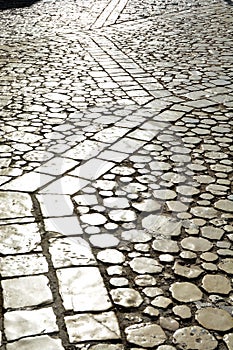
108,209,137,222
65,312,120,342
57,267,112,311
5,335,64,350
218,259,233,274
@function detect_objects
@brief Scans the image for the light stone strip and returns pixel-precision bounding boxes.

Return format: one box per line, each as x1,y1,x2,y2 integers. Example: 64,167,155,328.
88,36,155,104
105,0,129,26
92,0,120,28
92,0,129,28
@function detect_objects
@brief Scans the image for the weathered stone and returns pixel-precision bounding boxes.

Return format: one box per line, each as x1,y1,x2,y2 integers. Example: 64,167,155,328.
4,308,58,341
218,259,233,274
181,237,213,252
152,239,179,253
6,335,64,350
172,305,191,319
57,267,112,311
125,323,167,347
173,261,203,279
151,296,172,309
173,326,218,349
121,230,151,242
224,333,233,350
2,275,52,309
195,307,233,331
65,312,120,342
201,274,231,295
170,282,202,302
129,257,163,274
214,199,233,212
97,249,125,264
110,288,143,308
142,215,182,236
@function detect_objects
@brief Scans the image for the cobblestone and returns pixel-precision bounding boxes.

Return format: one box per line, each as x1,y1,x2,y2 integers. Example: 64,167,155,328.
0,0,233,349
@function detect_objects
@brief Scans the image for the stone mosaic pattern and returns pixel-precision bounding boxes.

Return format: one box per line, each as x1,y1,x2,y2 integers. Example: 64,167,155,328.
0,0,233,349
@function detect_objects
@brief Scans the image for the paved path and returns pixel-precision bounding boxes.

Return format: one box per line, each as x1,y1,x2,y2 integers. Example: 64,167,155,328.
0,0,233,349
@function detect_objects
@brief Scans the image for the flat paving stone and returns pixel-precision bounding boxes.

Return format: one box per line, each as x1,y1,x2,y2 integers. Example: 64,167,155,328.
125,323,167,347
195,307,233,331
170,282,203,302
57,267,112,312
6,335,65,350
65,312,121,342
2,275,52,309
173,326,218,349
4,308,58,341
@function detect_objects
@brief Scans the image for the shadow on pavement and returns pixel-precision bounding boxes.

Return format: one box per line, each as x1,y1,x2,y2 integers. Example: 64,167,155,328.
0,0,40,10
223,0,233,5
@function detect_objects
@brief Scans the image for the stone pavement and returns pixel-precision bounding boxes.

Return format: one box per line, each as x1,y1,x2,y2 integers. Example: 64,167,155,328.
0,0,233,349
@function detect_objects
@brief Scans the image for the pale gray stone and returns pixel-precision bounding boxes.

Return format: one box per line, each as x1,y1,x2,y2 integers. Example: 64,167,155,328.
121,230,151,242
80,213,107,225
125,323,167,347
152,239,179,253
218,259,233,274
176,186,200,196
181,237,213,252
159,316,179,331
0,254,48,277
97,249,125,264
65,312,120,342
6,335,64,350
109,209,137,222
110,288,143,307
151,296,172,309
89,234,119,248
129,257,163,274
190,206,218,218
195,307,233,331
0,223,41,254
132,199,161,212
57,267,112,311
173,326,218,349
170,282,202,302
173,262,203,279
224,333,233,350
153,189,176,200
201,274,231,295
103,197,130,209
0,192,33,220
49,237,96,268
201,226,225,240
4,308,58,341
172,305,191,319
214,199,233,212
142,215,182,236
2,275,52,309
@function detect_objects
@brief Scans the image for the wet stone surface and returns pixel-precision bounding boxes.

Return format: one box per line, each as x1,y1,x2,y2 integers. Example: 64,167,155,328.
0,0,233,349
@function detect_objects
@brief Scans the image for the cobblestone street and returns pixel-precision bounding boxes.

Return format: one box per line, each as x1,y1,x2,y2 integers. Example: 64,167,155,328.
0,0,233,349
